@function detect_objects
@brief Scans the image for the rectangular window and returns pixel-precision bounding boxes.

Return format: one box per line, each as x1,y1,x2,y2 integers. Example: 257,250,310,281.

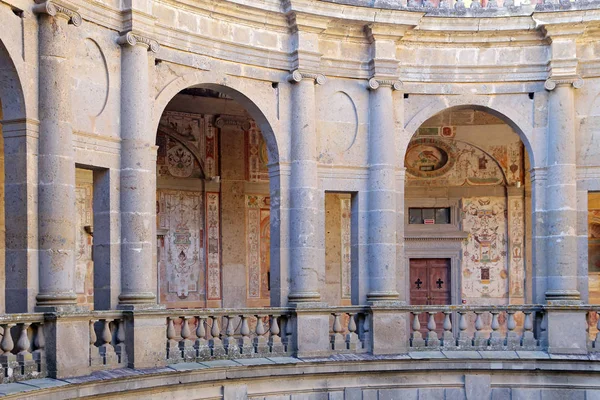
409,207,451,225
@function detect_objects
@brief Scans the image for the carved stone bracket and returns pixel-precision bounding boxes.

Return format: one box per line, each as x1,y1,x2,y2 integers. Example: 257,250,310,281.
32,1,82,27
368,78,402,91
287,69,326,85
117,31,160,53
544,76,584,91
214,116,251,131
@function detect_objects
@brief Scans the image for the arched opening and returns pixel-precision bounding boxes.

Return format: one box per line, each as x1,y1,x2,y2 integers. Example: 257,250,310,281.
155,85,279,309
0,39,27,313
404,106,532,332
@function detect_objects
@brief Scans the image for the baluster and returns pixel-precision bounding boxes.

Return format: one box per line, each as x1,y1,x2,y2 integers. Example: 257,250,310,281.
594,311,600,350
457,311,470,347
240,315,253,356
268,315,284,354
489,311,503,348
473,311,488,348
89,320,101,367
521,311,536,349
360,313,371,350
166,317,181,361
506,311,520,349
346,313,360,351
195,316,210,359
441,311,455,348
33,323,45,373
426,312,440,348
179,316,195,361
209,316,225,357
15,323,32,377
0,323,16,376
0,324,15,355
539,311,548,349
115,319,126,364
224,315,240,356
99,319,117,365
16,324,30,356
331,313,345,351
410,312,425,347
285,315,294,352
254,315,268,355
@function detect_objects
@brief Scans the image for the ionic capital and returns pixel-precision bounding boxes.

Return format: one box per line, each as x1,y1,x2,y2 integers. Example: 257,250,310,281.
368,77,402,91
117,31,160,53
287,70,326,85
32,1,82,27
214,116,251,131
544,76,584,91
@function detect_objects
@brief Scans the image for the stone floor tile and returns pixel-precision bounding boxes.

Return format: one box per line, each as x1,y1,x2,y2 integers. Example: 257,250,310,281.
479,351,519,359
409,351,446,359
20,378,69,389
267,357,301,364
0,382,38,396
441,351,482,359
515,351,550,359
234,358,276,366
168,362,209,371
200,359,240,368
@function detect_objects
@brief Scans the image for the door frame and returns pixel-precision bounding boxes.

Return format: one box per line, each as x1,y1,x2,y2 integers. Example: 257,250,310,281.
405,239,464,306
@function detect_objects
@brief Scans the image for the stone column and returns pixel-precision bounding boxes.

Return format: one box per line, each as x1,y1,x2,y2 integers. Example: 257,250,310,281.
543,78,582,302
33,1,82,309
366,78,401,303
287,70,325,304
117,32,160,307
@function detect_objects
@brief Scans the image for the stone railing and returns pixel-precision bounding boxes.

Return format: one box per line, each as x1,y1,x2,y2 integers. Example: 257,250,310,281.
0,304,599,384
321,0,600,14
88,311,127,370
328,307,370,353
0,313,46,383
162,308,293,362
407,305,543,351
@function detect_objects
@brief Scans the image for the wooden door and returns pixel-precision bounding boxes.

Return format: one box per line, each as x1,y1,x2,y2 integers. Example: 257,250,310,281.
409,258,451,335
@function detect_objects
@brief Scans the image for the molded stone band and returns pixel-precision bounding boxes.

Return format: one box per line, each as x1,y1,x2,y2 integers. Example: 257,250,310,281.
32,0,82,27
287,70,326,85
368,78,402,91
544,76,584,91
117,31,160,53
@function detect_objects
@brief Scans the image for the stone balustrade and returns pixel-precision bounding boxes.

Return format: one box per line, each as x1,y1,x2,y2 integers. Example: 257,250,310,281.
328,308,370,353
0,314,46,383
407,305,543,351
0,305,599,383
332,0,600,14
163,309,293,362
88,312,127,370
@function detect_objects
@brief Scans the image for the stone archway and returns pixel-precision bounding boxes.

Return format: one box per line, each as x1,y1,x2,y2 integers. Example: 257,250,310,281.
153,79,282,309
403,105,533,308
0,38,30,312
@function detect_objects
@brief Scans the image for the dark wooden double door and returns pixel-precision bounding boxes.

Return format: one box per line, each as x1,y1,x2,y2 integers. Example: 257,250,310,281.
409,258,451,335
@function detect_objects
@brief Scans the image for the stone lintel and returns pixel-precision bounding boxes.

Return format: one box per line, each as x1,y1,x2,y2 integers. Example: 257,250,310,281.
32,0,82,26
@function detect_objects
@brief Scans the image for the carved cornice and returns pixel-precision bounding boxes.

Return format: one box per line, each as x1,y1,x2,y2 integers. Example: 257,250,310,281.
368,78,402,91
287,69,326,85
214,116,251,131
544,75,584,90
32,1,82,27
117,31,160,53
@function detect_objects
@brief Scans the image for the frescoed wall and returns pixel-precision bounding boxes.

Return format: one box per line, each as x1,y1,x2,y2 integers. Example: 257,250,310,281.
405,110,528,306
